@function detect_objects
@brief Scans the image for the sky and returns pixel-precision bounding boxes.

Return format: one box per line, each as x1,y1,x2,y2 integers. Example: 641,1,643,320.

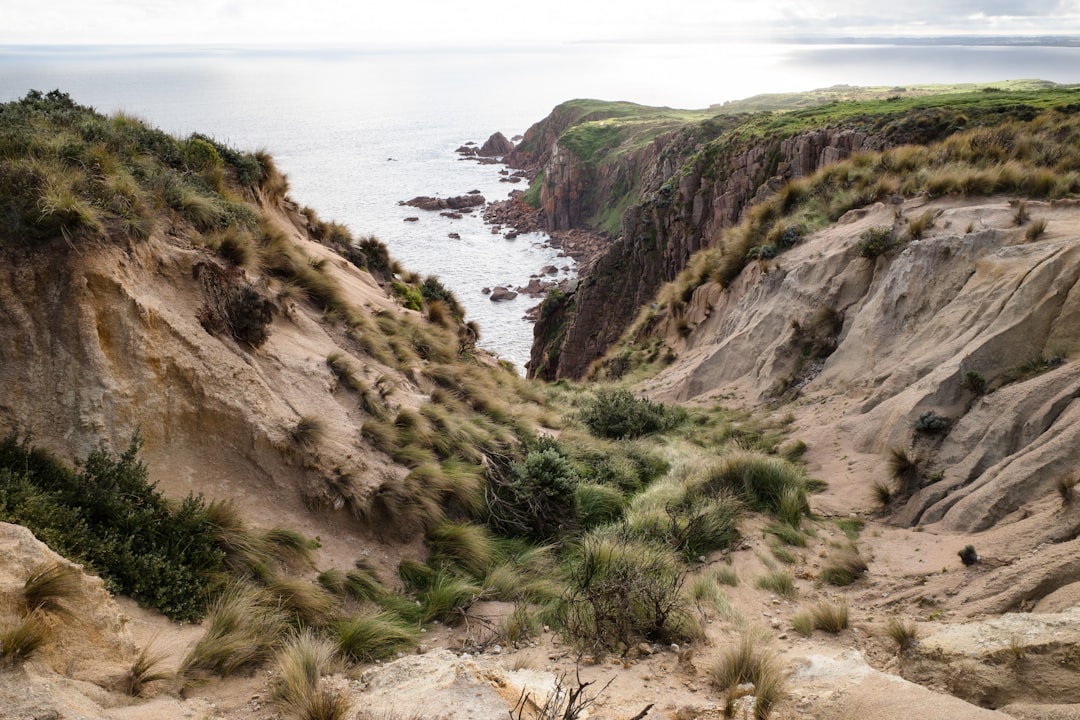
3,0,1080,46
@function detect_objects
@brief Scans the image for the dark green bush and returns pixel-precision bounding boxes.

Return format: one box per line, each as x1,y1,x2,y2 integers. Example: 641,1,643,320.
0,434,225,621
580,388,684,439
914,411,951,434
485,446,579,540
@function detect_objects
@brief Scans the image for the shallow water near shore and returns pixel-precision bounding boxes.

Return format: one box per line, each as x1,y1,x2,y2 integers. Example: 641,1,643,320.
2,42,1079,368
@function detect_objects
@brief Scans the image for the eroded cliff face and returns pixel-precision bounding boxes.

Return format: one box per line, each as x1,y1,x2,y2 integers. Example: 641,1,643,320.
529,125,885,379
0,204,412,560
639,195,1080,614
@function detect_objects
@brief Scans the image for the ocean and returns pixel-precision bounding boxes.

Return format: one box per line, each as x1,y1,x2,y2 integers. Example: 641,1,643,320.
2,42,1079,369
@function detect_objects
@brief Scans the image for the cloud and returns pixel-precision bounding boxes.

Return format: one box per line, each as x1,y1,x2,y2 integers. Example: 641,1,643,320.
1,0,1079,45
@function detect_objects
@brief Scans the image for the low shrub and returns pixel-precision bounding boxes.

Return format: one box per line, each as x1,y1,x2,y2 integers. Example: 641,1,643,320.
0,434,226,621
579,388,684,440
486,446,580,541
857,226,894,258
914,411,950,435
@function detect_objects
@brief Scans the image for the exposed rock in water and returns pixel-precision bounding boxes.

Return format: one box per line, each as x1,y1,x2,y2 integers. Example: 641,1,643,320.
400,195,485,211
489,287,517,301
477,131,515,157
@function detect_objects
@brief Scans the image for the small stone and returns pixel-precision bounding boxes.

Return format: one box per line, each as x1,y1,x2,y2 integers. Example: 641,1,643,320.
638,642,654,656
670,643,680,653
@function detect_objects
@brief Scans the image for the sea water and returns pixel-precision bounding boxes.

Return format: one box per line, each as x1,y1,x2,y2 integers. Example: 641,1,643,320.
2,42,1079,369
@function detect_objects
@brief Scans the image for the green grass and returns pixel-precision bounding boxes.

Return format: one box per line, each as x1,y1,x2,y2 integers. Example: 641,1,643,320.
0,611,50,665
23,563,81,616
755,569,797,599
333,611,419,662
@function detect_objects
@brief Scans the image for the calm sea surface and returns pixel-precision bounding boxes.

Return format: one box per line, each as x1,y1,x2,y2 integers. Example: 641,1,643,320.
2,42,1079,368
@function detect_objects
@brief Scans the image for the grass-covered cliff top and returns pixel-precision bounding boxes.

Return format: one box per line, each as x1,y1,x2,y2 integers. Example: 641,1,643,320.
526,81,1080,234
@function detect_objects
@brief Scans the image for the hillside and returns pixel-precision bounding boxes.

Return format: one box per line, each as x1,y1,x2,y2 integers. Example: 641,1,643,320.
5,86,1080,720
519,80,1080,381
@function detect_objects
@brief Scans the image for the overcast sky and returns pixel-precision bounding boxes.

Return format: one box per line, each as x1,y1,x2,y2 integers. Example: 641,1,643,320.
4,0,1080,46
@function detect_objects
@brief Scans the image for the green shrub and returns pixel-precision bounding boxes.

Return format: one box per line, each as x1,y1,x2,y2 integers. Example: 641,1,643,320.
486,446,579,540
0,434,225,621
857,226,894,258
579,388,684,439
914,411,951,434
961,371,987,395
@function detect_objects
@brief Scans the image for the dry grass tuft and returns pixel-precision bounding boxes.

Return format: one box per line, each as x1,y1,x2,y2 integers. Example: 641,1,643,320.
23,562,81,616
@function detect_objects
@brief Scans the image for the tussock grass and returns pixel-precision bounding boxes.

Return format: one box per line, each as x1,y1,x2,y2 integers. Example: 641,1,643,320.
820,547,869,587
885,617,919,653
0,611,50,665
425,521,495,579
292,415,326,448
809,599,849,633
791,611,815,637
695,451,809,518
117,644,171,696
180,583,289,679
272,630,339,707
418,570,482,623
334,611,419,662
264,578,335,628
708,632,786,720
23,562,81,616
573,483,626,530
755,569,797,598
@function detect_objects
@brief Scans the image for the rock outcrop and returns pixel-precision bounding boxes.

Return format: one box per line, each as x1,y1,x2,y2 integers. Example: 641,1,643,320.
477,131,514,157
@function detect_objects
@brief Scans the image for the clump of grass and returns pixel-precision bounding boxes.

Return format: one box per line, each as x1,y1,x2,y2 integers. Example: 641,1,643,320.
117,645,171,696
906,209,937,240
885,617,919,653
714,566,739,587
765,522,807,547
809,599,849,633
0,611,50,665
834,518,864,540
697,451,809,519
180,583,289,680
574,482,625,529
755,569,797,599
791,611,815,637
292,415,326,448
333,611,419,663
820,547,868,586
873,480,894,507
425,521,495,579
1013,201,1031,225
23,562,81,616
264,577,336,628
770,542,797,566
1058,475,1078,506
1026,217,1047,241
887,446,922,496
1006,634,1028,667
272,630,340,707
708,633,786,720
